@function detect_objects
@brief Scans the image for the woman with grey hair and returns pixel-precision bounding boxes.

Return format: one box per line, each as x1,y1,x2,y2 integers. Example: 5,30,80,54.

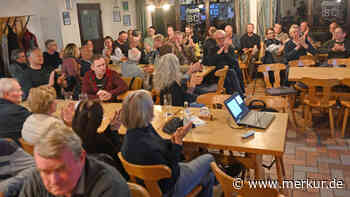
120,90,215,197
153,44,203,106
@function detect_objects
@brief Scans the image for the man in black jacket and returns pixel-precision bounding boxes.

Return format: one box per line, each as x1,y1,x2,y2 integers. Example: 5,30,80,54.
0,78,31,141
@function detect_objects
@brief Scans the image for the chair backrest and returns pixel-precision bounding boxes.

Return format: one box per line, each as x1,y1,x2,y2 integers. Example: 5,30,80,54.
327,58,350,67
196,93,231,109
245,96,288,113
257,41,266,62
121,77,143,90
127,182,151,197
215,66,229,94
118,152,171,197
18,138,34,155
257,63,286,88
300,78,340,106
210,162,280,197
300,55,316,61
289,59,316,67
341,78,350,87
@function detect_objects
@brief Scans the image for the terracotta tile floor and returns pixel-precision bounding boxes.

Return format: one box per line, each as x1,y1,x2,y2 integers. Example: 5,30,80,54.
214,79,350,197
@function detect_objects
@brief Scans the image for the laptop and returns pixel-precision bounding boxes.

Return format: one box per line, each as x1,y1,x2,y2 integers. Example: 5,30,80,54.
224,93,275,129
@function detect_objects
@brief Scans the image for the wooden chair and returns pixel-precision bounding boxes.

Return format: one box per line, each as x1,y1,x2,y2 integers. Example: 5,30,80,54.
327,58,350,67
215,66,229,94
289,59,316,67
245,96,288,113
196,94,231,109
299,55,316,61
118,152,202,197
239,60,250,85
300,78,340,137
18,138,34,155
340,79,350,137
121,77,143,90
257,63,286,89
254,41,266,65
210,162,282,197
127,182,151,197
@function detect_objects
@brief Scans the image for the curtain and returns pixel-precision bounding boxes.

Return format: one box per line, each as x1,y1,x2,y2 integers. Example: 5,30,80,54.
135,0,147,35
257,0,277,40
234,0,250,36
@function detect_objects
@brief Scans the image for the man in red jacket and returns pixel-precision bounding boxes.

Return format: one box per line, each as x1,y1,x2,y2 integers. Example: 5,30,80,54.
82,54,127,101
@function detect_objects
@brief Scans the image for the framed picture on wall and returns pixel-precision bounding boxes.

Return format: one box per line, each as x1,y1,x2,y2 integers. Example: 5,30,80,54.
122,1,129,11
113,6,121,22
123,15,131,26
65,0,72,10
62,12,71,25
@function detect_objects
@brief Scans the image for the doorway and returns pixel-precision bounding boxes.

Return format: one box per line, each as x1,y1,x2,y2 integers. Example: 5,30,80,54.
77,3,104,53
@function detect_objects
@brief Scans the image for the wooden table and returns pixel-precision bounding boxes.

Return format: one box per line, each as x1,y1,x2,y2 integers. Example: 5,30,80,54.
289,67,350,81
50,100,288,182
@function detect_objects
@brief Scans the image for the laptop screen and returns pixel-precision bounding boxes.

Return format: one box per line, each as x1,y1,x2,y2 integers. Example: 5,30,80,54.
224,93,249,122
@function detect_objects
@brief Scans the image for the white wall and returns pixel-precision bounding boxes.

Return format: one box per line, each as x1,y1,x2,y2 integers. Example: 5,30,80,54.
249,0,258,33
1,0,137,50
59,0,138,47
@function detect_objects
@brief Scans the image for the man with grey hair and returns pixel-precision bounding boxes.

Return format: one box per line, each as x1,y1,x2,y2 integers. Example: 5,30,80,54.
9,49,28,82
0,78,31,141
19,122,130,197
19,48,52,99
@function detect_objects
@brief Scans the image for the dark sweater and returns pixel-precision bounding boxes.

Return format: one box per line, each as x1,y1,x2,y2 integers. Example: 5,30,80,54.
202,38,217,66
43,51,62,71
240,33,261,50
20,66,51,99
19,157,130,197
121,125,182,194
114,41,129,57
79,59,92,77
0,98,32,141
284,39,317,63
327,39,350,59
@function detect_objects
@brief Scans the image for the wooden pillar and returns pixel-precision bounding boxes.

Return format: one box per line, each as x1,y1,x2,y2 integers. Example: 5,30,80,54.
175,0,181,30
205,0,210,30
307,0,313,25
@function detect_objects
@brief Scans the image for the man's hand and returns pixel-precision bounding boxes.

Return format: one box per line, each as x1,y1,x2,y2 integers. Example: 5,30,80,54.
143,65,154,73
61,102,75,126
97,90,112,101
188,74,203,88
171,121,193,145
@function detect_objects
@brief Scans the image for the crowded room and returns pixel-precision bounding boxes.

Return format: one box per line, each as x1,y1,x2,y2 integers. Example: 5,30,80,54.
1,0,350,196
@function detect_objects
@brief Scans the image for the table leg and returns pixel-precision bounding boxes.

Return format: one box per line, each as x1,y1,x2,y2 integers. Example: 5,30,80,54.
287,95,298,128
254,154,264,179
276,156,286,184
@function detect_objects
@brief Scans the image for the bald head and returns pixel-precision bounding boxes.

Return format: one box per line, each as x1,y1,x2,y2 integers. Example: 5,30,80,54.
215,30,226,47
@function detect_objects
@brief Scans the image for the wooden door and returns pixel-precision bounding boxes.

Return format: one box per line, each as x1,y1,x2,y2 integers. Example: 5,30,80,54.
77,4,104,53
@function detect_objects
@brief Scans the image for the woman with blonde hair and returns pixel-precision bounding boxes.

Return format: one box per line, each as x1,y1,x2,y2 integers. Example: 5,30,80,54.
62,43,81,100
21,85,61,145
120,90,215,197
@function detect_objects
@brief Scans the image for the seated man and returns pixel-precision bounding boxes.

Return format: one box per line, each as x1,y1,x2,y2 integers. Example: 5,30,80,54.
82,54,128,101
19,122,130,197
19,48,52,99
0,139,35,197
43,39,62,71
327,27,350,59
9,49,28,82
0,78,31,141
79,46,93,77
274,23,289,43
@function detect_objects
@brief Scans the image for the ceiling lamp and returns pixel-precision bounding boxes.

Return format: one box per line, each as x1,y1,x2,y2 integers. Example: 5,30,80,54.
147,0,173,12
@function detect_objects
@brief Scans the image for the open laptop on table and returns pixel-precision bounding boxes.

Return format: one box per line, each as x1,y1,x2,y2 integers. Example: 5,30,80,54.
224,93,275,129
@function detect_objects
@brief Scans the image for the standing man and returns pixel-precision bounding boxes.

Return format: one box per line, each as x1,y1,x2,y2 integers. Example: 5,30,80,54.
240,23,261,77
9,49,28,82
19,122,130,197
19,48,51,99
0,78,31,141
43,40,62,71
82,54,127,101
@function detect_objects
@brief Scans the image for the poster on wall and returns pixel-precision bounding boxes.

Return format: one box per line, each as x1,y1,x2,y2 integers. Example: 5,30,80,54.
113,6,121,22
62,12,71,25
123,15,131,26
122,1,129,11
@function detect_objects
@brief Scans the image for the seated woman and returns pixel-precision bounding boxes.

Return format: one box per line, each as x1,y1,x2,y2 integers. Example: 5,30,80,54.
62,43,81,100
120,90,215,197
72,99,128,179
121,40,144,79
284,24,317,64
154,44,203,106
102,36,115,64
21,85,61,145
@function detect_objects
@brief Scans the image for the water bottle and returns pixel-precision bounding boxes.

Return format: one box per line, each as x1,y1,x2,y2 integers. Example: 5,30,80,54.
333,59,337,67
183,101,191,126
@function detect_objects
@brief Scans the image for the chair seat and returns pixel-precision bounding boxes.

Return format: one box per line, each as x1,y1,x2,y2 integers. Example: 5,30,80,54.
266,87,298,96
340,100,350,108
303,98,337,108
294,82,308,91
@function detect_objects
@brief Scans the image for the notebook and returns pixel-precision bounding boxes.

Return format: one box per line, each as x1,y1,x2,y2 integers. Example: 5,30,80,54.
224,93,275,129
